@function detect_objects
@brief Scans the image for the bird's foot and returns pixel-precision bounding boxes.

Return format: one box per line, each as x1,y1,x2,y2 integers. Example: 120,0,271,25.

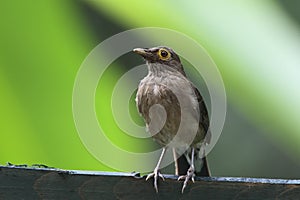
146,168,165,193
178,165,195,193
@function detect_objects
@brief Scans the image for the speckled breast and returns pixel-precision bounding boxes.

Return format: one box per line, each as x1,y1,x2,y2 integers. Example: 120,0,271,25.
136,75,203,147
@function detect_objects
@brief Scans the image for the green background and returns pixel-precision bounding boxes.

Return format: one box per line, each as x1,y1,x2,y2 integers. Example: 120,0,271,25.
1,0,300,178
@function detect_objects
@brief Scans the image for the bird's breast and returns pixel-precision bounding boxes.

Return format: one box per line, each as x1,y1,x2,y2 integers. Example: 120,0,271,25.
136,74,200,146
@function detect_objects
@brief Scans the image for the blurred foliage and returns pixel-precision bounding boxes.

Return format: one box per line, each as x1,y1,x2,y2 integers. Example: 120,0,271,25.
0,0,300,178
0,1,111,170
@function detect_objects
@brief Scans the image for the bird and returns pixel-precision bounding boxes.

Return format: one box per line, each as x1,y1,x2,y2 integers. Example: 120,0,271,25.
133,46,210,193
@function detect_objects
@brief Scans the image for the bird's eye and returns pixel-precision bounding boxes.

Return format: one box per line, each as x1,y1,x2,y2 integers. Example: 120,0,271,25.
158,48,171,60
160,50,168,57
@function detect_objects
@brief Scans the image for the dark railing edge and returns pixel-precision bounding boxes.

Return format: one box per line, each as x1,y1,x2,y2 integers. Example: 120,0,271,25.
1,165,299,185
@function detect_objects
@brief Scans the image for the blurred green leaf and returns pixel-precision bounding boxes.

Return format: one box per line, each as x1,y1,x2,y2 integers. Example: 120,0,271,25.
0,1,112,170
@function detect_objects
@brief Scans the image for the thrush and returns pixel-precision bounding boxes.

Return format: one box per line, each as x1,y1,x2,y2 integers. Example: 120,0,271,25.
133,46,210,193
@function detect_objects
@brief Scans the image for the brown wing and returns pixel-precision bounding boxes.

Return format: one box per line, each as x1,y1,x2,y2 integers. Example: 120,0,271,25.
192,84,211,144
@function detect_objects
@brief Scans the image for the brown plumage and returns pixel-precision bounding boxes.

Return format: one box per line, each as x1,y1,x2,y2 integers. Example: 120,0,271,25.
133,46,210,193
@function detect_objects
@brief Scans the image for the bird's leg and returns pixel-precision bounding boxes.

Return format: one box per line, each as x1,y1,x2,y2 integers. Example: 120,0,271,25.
172,148,179,176
178,147,195,193
146,147,166,193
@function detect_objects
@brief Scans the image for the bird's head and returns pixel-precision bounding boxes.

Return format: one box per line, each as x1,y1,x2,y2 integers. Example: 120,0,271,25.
133,46,185,76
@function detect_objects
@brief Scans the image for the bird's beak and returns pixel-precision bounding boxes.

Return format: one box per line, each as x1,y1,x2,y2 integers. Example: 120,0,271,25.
133,48,152,59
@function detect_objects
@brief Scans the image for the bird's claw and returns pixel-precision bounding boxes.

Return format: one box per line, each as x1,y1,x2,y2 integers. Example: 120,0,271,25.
146,168,164,193
178,166,195,193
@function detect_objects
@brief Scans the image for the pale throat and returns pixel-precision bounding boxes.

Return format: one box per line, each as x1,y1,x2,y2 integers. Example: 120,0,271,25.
147,62,184,77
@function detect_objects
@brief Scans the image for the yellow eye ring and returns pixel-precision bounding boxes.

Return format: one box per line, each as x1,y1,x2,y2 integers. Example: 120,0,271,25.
158,48,171,60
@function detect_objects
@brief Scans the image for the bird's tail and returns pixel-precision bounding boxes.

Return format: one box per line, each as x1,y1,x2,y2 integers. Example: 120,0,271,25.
196,156,210,176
